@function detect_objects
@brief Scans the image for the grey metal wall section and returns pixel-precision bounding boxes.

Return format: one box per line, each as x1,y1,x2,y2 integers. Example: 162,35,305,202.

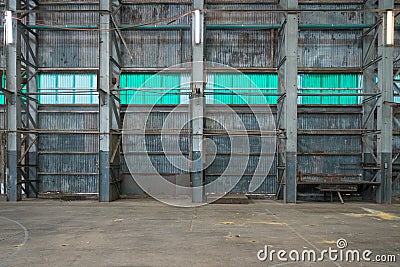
298,30,362,68
121,105,277,194
206,30,274,68
298,107,363,186
38,106,98,193
299,4,363,25
37,2,99,68
206,3,278,24
121,3,191,68
122,30,192,68
32,2,368,69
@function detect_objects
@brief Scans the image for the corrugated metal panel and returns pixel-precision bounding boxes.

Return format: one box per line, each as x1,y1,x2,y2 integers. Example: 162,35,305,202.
0,107,5,129
206,4,278,24
38,73,98,104
39,30,98,68
298,113,361,129
120,4,191,25
122,30,191,68
298,135,360,153
299,4,363,24
38,106,99,193
298,155,361,181
299,74,361,104
39,134,98,152
298,30,362,68
40,175,98,193
207,30,274,68
212,73,278,104
39,112,98,130
205,175,277,194
121,105,276,194
37,2,99,68
120,73,181,104
39,154,98,173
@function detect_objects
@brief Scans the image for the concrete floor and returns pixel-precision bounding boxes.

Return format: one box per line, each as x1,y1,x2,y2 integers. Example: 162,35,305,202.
0,199,400,267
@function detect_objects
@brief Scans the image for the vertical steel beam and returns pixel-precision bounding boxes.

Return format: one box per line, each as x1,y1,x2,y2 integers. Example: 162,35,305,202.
27,1,38,198
99,0,120,202
377,0,394,203
190,0,205,203
362,0,378,197
281,0,298,203
6,0,22,201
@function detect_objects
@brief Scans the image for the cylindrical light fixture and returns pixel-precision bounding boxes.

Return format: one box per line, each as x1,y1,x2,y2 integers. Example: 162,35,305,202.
193,10,202,45
5,11,13,44
383,10,394,46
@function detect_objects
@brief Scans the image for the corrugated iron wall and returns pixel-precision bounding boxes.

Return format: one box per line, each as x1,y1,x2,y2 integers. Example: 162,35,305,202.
121,3,192,68
120,105,366,195
38,106,98,193
297,107,362,181
2,103,397,195
37,1,99,68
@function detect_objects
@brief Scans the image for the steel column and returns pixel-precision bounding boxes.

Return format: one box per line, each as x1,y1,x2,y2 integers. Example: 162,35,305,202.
99,0,121,202
27,1,38,198
190,0,205,203
361,0,378,199
279,0,298,203
377,0,394,204
6,0,22,201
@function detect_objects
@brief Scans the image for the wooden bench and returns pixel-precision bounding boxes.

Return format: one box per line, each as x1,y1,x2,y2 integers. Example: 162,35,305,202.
316,177,357,204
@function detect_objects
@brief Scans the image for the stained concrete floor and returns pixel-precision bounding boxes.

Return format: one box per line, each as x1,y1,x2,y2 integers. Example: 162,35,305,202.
0,199,400,267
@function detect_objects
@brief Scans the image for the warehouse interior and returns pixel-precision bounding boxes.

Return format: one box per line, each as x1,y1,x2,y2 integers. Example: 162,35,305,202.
1,1,400,266
0,0,400,205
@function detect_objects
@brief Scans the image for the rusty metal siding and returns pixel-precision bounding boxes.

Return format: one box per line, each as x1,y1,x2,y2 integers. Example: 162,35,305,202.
38,106,99,193
298,30,362,68
120,3,191,68
299,4,363,25
120,3,191,25
206,3,279,24
298,112,361,130
206,30,274,68
298,107,363,185
122,30,191,68
38,30,99,68
37,3,99,68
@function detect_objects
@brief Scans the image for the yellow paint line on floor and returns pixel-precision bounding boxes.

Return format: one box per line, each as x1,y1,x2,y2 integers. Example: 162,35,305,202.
248,221,288,226
346,213,399,220
221,221,235,225
322,240,336,245
343,207,400,220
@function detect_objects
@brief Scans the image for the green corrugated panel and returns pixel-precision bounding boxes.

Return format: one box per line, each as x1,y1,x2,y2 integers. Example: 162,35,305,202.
0,74,5,104
120,74,180,104
37,73,97,104
213,73,278,105
299,74,360,104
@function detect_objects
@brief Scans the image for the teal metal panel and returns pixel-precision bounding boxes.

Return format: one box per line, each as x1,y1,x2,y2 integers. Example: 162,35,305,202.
212,73,278,105
120,73,181,105
37,73,97,104
299,74,360,105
